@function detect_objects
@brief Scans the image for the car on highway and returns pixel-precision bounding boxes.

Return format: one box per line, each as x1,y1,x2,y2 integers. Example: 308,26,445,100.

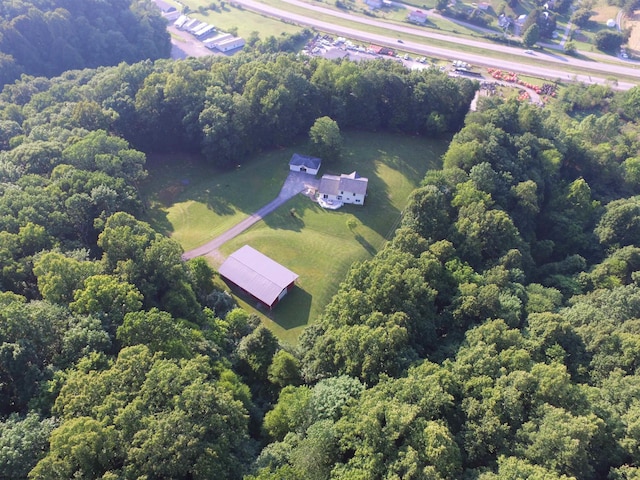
524,49,534,54
397,39,403,43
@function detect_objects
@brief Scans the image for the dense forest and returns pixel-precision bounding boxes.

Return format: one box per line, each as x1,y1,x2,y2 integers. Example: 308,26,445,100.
2,4,640,478
0,0,171,88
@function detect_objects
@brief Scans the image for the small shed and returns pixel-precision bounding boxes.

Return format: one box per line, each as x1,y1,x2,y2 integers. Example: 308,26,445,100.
218,246,299,309
289,153,322,175
408,9,428,24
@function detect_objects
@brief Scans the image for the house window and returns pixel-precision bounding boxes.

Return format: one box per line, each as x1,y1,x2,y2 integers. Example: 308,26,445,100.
340,191,344,195
356,199,361,203
337,195,342,200
323,194,328,199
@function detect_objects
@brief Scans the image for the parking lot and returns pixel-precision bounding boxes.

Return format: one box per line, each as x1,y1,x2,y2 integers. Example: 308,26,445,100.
302,34,437,71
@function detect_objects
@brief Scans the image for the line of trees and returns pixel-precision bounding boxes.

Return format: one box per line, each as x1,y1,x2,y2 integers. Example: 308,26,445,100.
0,0,171,88
3,25,640,478
0,50,477,478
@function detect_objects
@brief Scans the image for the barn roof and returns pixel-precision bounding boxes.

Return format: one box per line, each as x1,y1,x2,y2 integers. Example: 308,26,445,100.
289,153,322,170
218,245,298,307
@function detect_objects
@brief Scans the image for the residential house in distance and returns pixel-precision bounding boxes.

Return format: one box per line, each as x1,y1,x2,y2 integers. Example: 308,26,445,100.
365,0,383,9
498,14,512,30
515,14,528,34
289,153,322,175
318,171,368,206
218,245,298,309
408,9,428,24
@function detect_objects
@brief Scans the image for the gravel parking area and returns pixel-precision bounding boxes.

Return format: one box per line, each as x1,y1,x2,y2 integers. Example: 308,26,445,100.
168,24,217,59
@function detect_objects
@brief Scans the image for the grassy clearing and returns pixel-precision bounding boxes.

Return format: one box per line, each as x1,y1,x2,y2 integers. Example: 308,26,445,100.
218,131,447,344
143,149,296,250
144,132,448,344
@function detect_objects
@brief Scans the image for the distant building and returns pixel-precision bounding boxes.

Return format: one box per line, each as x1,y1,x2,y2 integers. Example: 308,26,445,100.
182,18,199,31
216,37,246,52
289,153,322,175
408,9,428,24
203,33,233,48
498,14,512,29
218,245,298,309
174,14,188,28
153,0,177,13
478,2,490,10
318,171,368,205
365,0,383,8
194,24,216,38
188,21,207,33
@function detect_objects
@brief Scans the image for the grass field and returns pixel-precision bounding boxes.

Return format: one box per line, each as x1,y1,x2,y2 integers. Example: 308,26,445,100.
163,0,303,38
143,132,448,344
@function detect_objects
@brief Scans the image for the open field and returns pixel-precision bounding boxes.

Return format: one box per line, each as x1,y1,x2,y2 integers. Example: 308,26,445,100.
164,0,303,38
625,10,640,56
143,150,290,250
143,132,448,344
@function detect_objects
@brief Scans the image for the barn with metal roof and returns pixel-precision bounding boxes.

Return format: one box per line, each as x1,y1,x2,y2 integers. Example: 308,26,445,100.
218,245,299,309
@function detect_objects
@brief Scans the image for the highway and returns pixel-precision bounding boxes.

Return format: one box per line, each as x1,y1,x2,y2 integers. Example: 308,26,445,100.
232,0,640,89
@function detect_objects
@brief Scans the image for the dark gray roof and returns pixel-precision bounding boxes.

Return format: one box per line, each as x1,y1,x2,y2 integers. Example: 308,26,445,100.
319,171,368,195
218,245,298,306
289,153,322,170
319,174,341,195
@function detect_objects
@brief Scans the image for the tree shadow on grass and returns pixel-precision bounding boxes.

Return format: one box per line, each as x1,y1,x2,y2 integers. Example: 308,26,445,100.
144,206,174,237
269,286,312,330
261,195,325,231
355,233,377,256
191,184,237,216
377,149,422,181
261,206,305,232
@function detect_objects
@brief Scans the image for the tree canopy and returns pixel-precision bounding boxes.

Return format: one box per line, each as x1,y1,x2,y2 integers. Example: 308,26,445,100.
2,20,640,478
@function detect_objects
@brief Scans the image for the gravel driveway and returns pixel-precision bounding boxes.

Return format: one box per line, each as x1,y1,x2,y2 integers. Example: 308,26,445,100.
181,171,318,261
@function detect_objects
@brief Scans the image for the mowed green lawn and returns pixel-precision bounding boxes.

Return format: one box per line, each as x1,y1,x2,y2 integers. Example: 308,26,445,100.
143,131,448,344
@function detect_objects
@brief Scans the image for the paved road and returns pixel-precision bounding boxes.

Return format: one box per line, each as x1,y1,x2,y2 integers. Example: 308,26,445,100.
233,0,640,89
181,172,314,260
